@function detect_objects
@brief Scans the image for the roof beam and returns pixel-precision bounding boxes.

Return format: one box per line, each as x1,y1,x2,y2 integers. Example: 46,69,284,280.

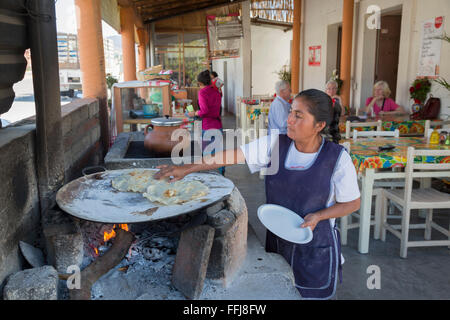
143,0,245,23
117,0,145,28
139,0,196,14
135,0,180,11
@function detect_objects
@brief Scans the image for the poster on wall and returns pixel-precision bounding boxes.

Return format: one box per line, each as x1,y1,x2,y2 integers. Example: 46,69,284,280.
418,16,444,78
207,14,242,60
308,46,321,66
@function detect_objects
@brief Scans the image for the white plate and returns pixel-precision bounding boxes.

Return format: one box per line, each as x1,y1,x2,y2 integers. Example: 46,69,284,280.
257,204,313,244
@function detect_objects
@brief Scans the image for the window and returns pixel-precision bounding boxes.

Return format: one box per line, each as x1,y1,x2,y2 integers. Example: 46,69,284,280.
155,32,208,87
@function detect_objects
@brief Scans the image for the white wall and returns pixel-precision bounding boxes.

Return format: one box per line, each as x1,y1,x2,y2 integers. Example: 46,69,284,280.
213,24,292,114
301,0,450,117
301,0,343,92
251,25,292,95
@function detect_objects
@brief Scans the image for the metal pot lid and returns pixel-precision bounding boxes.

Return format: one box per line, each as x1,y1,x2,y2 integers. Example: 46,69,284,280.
151,116,183,126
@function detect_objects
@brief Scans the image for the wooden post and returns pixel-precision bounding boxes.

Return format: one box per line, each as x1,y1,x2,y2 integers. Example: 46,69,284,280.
27,0,65,212
136,28,147,72
340,0,355,109
241,1,252,97
75,0,110,155
120,6,137,81
291,0,301,94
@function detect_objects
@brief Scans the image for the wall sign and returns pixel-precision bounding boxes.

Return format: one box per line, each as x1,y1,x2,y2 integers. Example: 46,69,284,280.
308,45,321,66
418,16,444,78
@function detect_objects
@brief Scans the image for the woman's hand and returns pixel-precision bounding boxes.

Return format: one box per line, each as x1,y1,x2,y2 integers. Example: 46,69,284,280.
188,111,196,117
154,164,192,182
300,213,322,232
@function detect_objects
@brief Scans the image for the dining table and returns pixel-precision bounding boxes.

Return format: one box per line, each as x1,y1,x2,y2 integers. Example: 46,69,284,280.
343,136,450,253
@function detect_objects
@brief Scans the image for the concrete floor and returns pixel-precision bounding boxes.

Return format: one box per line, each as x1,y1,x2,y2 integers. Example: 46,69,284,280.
221,113,450,300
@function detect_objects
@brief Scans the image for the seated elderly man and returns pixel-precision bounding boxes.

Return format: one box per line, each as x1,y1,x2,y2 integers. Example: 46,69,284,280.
268,80,292,134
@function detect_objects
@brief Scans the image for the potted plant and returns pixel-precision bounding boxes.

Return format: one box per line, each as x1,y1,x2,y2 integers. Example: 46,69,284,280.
275,65,291,84
409,78,432,113
433,33,450,93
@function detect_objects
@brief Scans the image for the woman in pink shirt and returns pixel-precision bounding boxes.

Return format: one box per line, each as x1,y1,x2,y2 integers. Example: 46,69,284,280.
188,70,224,175
188,70,222,130
363,81,404,116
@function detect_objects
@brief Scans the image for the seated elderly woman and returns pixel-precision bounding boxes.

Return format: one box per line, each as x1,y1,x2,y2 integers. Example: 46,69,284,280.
325,80,344,116
363,81,405,116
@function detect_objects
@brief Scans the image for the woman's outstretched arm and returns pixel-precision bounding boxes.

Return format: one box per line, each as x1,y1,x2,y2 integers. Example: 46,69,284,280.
154,148,246,182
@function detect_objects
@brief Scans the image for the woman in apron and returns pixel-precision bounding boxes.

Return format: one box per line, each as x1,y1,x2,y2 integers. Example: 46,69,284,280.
155,89,360,299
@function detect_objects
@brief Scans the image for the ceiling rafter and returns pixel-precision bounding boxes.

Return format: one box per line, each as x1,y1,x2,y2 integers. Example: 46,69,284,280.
140,0,245,23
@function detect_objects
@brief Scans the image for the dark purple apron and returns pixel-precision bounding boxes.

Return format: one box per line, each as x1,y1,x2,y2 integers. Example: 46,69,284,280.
265,134,343,299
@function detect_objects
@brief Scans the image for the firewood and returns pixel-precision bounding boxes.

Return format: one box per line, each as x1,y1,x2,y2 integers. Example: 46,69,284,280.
69,228,135,300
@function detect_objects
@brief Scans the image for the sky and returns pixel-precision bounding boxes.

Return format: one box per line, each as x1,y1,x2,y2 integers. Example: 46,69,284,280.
55,0,118,37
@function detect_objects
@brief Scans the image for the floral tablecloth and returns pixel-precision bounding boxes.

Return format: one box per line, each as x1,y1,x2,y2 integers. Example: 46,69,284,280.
344,137,450,173
339,120,428,135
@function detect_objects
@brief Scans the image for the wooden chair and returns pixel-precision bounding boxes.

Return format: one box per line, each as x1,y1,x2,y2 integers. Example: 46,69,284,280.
339,139,404,245
379,147,450,258
339,141,385,245
423,120,431,137
345,120,382,139
353,129,399,141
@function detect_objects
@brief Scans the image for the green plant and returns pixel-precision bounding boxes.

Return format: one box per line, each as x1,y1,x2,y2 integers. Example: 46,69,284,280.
409,78,432,104
275,65,291,84
434,77,450,91
106,74,118,90
106,74,118,108
433,33,450,92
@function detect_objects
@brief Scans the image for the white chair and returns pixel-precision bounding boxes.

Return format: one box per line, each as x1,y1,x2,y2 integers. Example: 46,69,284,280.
345,120,382,139
353,129,399,141
424,120,431,137
339,141,384,245
339,138,404,245
379,147,450,258
430,119,450,129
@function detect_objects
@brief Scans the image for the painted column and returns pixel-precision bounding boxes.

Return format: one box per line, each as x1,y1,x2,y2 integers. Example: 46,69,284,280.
137,28,147,72
75,0,109,154
291,0,301,94
120,6,137,81
340,0,355,109
149,23,156,67
241,0,251,97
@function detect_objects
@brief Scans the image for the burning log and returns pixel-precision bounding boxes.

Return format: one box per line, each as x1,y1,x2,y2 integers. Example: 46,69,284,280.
70,228,135,300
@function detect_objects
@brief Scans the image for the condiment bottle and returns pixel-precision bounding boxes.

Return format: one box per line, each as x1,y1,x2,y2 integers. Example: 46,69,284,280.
429,129,440,145
445,132,450,146
440,131,448,144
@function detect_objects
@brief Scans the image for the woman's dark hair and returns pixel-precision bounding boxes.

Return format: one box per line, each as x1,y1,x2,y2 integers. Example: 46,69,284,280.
295,89,341,143
211,71,218,78
197,70,211,86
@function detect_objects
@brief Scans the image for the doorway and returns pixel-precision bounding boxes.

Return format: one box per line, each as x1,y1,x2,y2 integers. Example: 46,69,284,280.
326,23,342,84
374,13,402,99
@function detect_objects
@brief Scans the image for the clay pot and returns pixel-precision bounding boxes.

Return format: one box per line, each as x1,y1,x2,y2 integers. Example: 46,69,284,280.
144,116,189,155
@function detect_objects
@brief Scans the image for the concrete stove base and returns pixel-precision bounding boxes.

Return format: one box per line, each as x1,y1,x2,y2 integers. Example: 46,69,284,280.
104,131,202,169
